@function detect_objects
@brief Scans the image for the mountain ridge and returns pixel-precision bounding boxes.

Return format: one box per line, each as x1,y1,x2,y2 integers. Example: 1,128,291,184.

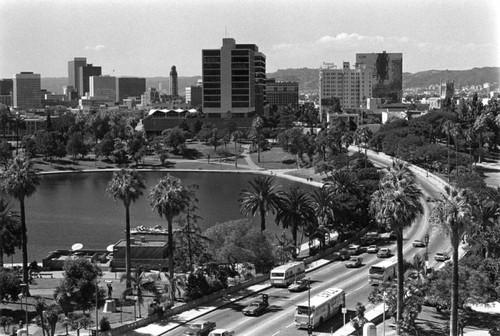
39,67,499,95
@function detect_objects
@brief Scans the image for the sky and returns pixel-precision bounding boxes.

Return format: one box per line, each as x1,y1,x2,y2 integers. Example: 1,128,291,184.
0,0,499,78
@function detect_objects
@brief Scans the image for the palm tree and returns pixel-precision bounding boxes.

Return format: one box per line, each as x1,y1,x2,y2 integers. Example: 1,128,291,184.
106,168,146,289
1,156,40,292
275,187,315,249
121,268,161,318
442,120,456,182
430,186,472,336
251,116,264,163
149,174,190,280
239,176,283,232
404,253,427,287
370,161,423,333
0,199,21,267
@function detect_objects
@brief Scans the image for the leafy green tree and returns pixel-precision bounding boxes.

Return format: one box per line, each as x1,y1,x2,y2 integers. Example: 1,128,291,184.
1,156,40,292
0,268,22,303
106,169,146,288
54,258,104,313
162,127,186,154
430,186,473,336
66,132,87,160
251,116,264,162
127,132,147,166
275,187,315,248
97,133,115,159
0,199,21,267
370,161,423,332
121,268,161,318
149,175,190,280
239,176,283,232
351,302,367,336
0,141,12,169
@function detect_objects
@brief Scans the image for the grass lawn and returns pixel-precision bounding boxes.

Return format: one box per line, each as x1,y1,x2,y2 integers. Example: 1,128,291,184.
248,147,298,170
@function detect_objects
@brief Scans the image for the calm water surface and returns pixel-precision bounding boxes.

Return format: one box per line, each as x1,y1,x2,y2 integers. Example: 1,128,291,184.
4,171,315,263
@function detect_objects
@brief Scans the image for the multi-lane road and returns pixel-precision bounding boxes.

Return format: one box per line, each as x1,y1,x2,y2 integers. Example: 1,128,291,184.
162,155,449,336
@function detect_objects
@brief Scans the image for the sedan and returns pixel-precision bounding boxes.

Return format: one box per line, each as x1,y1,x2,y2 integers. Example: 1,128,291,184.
345,256,363,268
434,252,450,262
377,248,392,258
288,278,309,292
367,245,379,254
412,239,426,248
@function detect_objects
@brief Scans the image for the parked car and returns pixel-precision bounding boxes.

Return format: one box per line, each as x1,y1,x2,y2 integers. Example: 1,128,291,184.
434,252,450,262
348,244,362,255
208,329,234,336
288,278,309,292
183,321,217,336
412,239,426,248
367,245,379,254
377,248,392,258
345,256,363,268
242,294,269,316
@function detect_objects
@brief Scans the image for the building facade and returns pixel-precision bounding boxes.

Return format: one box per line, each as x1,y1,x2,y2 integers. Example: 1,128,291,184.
0,79,13,106
89,75,117,101
78,64,102,96
202,38,266,117
319,62,372,122
68,57,87,95
355,52,403,104
13,72,41,110
169,66,178,97
440,80,454,99
266,79,299,113
185,84,202,108
117,77,146,103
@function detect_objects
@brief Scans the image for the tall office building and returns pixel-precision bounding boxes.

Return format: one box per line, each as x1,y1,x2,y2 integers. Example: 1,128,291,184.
79,64,102,96
319,62,372,121
169,66,178,97
440,80,454,99
266,79,299,113
89,75,116,101
68,57,87,95
0,79,13,106
202,38,266,117
117,77,146,103
185,84,203,108
13,72,41,110
355,52,403,103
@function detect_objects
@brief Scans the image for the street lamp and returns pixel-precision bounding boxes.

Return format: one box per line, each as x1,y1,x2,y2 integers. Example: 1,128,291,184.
307,277,312,335
424,233,430,274
95,279,99,335
20,283,28,335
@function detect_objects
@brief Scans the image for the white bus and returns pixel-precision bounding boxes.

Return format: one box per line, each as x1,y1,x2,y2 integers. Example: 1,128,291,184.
368,256,397,285
270,261,305,287
294,287,345,329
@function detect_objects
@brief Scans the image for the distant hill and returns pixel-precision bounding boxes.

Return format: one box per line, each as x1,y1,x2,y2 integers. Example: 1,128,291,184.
402,67,500,88
40,67,499,95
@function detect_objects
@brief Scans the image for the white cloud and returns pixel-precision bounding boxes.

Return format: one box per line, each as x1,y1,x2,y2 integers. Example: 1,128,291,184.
84,44,105,51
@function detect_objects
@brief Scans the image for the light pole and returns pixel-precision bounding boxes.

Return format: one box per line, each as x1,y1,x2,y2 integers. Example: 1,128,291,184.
95,279,99,335
307,277,312,335
20,283,28,335
424,233,430,274
383,291,386,336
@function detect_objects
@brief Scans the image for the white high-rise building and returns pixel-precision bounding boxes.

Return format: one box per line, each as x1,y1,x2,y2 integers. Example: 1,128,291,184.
319,61,372,123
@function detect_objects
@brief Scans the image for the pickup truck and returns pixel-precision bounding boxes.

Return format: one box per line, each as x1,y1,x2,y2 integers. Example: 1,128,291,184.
208,329,234,336
183,320,217,336
242,294,269,316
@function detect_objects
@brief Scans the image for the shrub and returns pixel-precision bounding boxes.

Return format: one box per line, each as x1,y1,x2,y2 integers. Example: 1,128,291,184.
99,316,111,331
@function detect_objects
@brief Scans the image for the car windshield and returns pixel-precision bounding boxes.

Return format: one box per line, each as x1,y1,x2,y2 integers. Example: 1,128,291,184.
271,272,284,277
250,302,260,306
370,266,384,274
297,306,311,315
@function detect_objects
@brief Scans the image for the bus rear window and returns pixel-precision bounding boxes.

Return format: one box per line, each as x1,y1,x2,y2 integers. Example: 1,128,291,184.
369,267,384,274
271,272,284,277
296,306,311,315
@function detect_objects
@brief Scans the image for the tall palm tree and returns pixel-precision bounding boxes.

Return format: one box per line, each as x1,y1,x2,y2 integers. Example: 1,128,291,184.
149,174,190,280
0,199,21,267
370,161,423,333
442,120,456,182
430,186,472,336
1,156,40,292
275,187,316,249
251,116,264,163
106,168,146,289
239,176,283,232
121,268,161,318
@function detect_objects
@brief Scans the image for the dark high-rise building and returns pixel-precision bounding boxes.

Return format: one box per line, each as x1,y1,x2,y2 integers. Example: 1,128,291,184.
68,57,87,95
169,66,178,97
78,64,102,96
117,77,146,103
13,72,41,109
356,52,403,104
202,38,266,117
266,79,299,113
0,79,13,96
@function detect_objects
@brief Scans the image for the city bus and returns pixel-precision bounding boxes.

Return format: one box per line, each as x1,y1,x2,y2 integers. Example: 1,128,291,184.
368,256,397,285
294,287,345,329
270,261,305,287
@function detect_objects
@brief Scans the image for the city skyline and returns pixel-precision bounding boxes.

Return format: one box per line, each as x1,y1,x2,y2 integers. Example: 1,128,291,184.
0,0,499,79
